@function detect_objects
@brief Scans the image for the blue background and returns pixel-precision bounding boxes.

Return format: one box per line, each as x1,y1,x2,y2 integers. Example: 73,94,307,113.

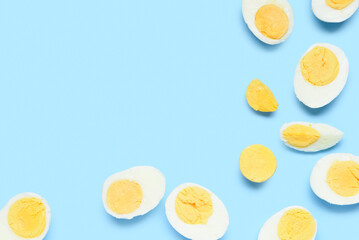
0,0,358,239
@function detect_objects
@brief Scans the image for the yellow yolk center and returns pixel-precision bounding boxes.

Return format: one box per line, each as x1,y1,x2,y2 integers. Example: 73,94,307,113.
239,144,277,183
282,124,321,148
300,46,339,86
327,161,359,197
175,186,213,225
246,79,279,112
326,0,354,9
255,4,289,40
277,208,317,240
8,197,47,238
106,180,143,214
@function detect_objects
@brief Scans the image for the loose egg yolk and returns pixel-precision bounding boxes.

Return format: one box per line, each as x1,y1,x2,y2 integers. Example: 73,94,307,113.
175,186,213,225
300,46,339,86
282,124,321,148
106,180,143,214
327,161,359,197
277,208,316,240
255,4,289,40
8,197,47,238
246,79,278,112
239,144,277,183
326,0,354,10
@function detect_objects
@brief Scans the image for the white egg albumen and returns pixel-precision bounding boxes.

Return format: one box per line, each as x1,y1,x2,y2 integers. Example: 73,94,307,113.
310,153,359,205
312,0,359,23
280,122,344,152
102,166,166,219
258,206,317,240
294,43,349,108
0,193,51,240
242,0,294,45
165,183,229,240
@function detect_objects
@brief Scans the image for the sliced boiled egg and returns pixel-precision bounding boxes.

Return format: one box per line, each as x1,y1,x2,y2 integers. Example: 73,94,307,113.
246,79,279,112
294,43,349,108
311,153,359,205
313,0,359,23
165,183,229,240
258,206,317,240
242,0,294,45
102,166,166,219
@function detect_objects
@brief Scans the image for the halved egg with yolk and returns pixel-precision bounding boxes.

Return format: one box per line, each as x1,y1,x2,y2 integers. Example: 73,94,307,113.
313,0,359,22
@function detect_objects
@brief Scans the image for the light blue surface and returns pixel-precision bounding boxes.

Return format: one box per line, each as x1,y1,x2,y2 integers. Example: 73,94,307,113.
0,0,358,239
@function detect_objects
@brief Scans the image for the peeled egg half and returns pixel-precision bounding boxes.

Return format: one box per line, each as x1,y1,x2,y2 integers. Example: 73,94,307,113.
280,122,343,152
258,206,317,240
0,193,51,240
294,43,349,108
313,0,359,23
242,0,294,45
311,153,359,205
102,166,166,219
165,183,229,240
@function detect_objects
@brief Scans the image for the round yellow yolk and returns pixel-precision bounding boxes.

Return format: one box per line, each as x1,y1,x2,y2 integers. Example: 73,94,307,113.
326,0,354,10
239,144,277,183
106,180,143,214
278,208,316,240
8,197,47,238
327,161,359,197
300,46,339,86
175,186,213,225
255,4,289,40
246,79,279,112
282,124,321,148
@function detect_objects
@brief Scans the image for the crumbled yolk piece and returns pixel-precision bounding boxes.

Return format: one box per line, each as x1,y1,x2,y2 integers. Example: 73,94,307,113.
8,197,47,238
106,180,143,214
300,46,339,86
246,79,278,112
282,124,321,148
327,161,359,197
175,187,213,225
277,208,316,240
255,4,289,40
326,0,354,9
239,144,277,183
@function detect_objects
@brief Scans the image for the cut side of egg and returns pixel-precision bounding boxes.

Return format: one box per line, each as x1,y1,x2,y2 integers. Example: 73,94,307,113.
0,193,51,240
246,79,279,112
242,0,294,45
311,153,359,205
258,206,317,240
313,0,359,22
102,166,166,219
165,183,229,240
294,43,349,108
280,122,343,152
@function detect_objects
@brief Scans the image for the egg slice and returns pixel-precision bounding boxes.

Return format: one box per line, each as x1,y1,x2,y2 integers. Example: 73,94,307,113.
313,0,359,23
165,183,229,240
102,166,166,219
280,122,343,152
0,193,51,240
258,206,317,240
311,153,359,205
246,79,279,112
242,0,294,45
294,43,349,108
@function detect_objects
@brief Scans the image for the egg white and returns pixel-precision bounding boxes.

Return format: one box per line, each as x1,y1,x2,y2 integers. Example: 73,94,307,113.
312,0,359,23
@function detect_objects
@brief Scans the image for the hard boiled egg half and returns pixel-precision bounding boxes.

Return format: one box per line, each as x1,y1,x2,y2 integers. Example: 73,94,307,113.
165,183,229,240
0,193,51,240
311,153,359,205
313,0,359,23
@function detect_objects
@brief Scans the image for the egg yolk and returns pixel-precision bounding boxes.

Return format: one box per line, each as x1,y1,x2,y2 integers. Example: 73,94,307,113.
246,79,278,112
255,4,289,40
282,124,321,148
106,180,143,214
175,186,213,225
300,46,339,86
239,144,277,183
8,197,47,238
326,0,354,9
277,208,316,240
327,161,359,197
